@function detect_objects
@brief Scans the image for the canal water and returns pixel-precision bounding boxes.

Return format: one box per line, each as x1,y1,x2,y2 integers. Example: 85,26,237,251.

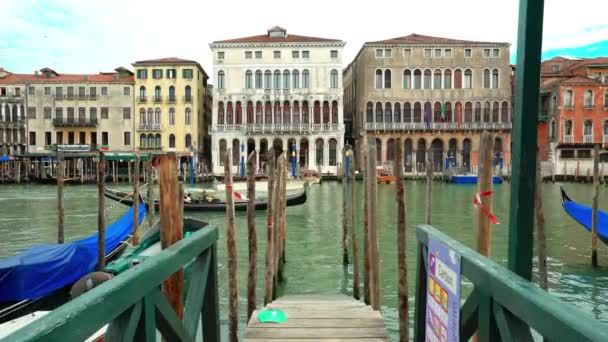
0,181,607,339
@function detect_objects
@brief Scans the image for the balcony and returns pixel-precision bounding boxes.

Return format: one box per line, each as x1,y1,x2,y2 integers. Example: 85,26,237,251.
167,96,176,103
564,135,574,143
184,96,192,103
153,96,163,103
364,122,512,131
77,94,87,100
54,94,64,100
604,135,608,144
583,135,594,143
137,96,147,103
66,94,75,100
584,104,595,110
138,124,161,131
215,123,338,134
139,145,163,151
89,94,97,100
53,117,98,127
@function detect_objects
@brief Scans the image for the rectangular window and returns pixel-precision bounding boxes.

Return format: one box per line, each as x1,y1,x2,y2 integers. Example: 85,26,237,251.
493,48,500,57
403,48,411,58
577,150,591,159
55,107,63,119
330,50,338,58
67,107,75,120
245,51,252,59
137,69,148,79
123,107,131,119
44,107,52,119
255,51,262,58
483,49,491,57
44,87,51,96
79,132,86,144
464,48,472,58
78,107,86,120
376,49,383,58
124,132,131,146
444,49,452,58
424,49,432,58
29,132,36,145
15,88,20,96
183,69,193,78
292,51,300,58
152,69,162,79
273,51,281,58
102,132,108,145
28,86,35,95
68,132,75,145
90,107,97,120
27,107,36,119
166,69,176,79
434,49,442,57
384,49,392,58
45,132,51,146
89,87,96,98
561,149,574,159
101,87,108,96
90,132,97,145
123,87,130,96
56,132,63,145
302,51,310,59
78,87,86,98
55,87,63,97
101,107,109,119
217,51,225,60
67,86,74,98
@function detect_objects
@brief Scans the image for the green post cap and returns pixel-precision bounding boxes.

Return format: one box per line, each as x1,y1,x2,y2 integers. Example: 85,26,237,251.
258,309,287,323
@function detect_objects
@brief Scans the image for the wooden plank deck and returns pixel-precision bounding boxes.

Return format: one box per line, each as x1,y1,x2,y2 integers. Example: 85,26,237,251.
244,294,390,341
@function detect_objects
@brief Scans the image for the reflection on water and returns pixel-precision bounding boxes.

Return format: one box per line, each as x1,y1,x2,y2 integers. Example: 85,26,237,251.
0,181,606,339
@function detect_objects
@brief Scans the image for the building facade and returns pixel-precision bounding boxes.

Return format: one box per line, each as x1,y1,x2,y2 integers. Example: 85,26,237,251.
538,57,608,172
344,34,512,173
209,26,345,174
0,68,27,155
132,58,210,160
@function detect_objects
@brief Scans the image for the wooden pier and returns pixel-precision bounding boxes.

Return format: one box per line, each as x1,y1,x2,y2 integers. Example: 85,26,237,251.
244,294,389,341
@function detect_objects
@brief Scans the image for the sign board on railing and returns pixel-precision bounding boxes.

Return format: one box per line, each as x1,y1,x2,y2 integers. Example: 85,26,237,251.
426,238,461,342
56,144,91,152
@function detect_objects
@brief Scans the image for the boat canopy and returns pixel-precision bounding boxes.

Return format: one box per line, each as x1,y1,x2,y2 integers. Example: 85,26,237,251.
104,153,150,161
0,203,146,302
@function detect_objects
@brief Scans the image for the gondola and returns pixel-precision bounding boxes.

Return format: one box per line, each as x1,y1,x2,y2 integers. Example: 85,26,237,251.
104,185,307,212
560,187,608,244
0,201,147,324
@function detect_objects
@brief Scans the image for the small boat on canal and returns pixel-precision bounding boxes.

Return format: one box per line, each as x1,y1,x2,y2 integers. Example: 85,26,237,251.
377,168,397,184
0,202,146,324
560,187,608,244
301,169,321,184
449,174,503,184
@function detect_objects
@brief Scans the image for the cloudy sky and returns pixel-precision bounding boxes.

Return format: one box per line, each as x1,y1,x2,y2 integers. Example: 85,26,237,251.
1,0,607,79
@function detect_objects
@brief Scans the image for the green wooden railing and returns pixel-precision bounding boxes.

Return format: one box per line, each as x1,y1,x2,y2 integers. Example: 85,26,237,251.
3,224,220,342
414,225,608,342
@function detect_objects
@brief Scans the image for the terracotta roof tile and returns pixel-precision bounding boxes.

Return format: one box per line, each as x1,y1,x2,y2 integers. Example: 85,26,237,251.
0,72,134,84
561,75,602,85
541,57,608,76
213,34,342,44
134,57,200,64
366,33,506,45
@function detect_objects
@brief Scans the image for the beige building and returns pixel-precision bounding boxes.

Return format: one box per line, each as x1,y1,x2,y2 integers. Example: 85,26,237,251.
1,67,135,154
209,26,345,174
0,69,26,155
344,34,512,173
132,58,210,161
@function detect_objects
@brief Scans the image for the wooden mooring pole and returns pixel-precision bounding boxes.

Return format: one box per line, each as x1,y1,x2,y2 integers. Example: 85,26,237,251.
146,156,155,228
591,144,600,267
264,147,275,305
425,154,433,225
535,152,548,290
158,153,184,318
349,155,360,300
366,139,380,310
362,136,370,305
395,138,409,342
342,148,349,265
132,155,140,246
97,152,106,269
57,152,65,244
246,151,257,321
223,149,238,342
476,132,494,256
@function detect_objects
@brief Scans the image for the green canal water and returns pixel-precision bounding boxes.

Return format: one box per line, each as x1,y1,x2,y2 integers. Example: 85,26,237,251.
0,181,607,339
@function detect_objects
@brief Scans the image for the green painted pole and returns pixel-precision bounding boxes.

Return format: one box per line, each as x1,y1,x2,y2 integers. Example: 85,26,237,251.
507,0,545,280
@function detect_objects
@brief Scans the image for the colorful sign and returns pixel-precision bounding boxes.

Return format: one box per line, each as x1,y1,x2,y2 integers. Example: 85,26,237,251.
426,238,461,342
56,144,91,152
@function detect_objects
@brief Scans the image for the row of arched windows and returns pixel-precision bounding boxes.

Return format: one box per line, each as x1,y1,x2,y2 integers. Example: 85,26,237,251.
139,107,192,126
240,69,334,90
139,86,191,100
559,119,608,137
0,104,24,122
365,100,510,123
217,100,339,125
375,68,500,90
139,133,192,148
563,89,608,108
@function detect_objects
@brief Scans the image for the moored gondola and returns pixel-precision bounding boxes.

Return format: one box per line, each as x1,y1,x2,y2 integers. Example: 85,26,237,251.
560,187,608,244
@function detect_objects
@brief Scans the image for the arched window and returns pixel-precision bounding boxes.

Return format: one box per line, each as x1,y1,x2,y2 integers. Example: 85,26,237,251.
483,69,491,88
154,108,161,125
322,101,330,123
423,69,432,89
292,70,300,88
394,102,401,123
403,70,412,89
283,101,290,124
246,101,254,124
219,139,227,166
413,69,422,89
604,120,608,137
564,90,573,108
550,120,556,140
302,101,309,124
147,108,153,126
492,102,499,122
313,101,321,124
273,70,281,89
483,101,491,122
445,102,452,122
185,134,192,148
330,69,339,88
235,102,242,124
265,101,272,123
139,86,146,99
385,102,392,123
232,139,240,166
501,101,509,122
564,120,573,136
465,102,473,122
444,69,452,89
433,69,442,89
604,91,608,108
403,102,412,122
375,69,383,89
331,101,338,124
584,90,594,108
302,70,310,88
255,70,263,88
154,86,161,100
256,101,263,123
315,138,324,166
464,69,472,88
384,69,391,89
140,134,146,147
413,102,422,122
264,70,272,89
245,70,253,89
169,107,175,125
139,108,146,125
283,70,290,89
375,102,383,123
217,71,225,89
168,86,175,101
433,102,442,122
424,102,432,124
226,102,234,124
492,69,499,88
293,101,300,123
387,139,395,162
584,120,593,136
329,139,337,166
185,86,191,101
185,107,192,125
366,102,374,122
217,102,225,124
454,69,462,89
474,102,481,122
155,134,161,147
147,134,154,147
274,101,281,124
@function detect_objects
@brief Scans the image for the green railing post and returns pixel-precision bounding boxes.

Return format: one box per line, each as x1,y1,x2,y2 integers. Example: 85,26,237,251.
508,0,545,280
201,245,220,341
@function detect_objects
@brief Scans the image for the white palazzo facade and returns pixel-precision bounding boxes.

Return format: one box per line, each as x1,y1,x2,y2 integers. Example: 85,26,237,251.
209,26,345,174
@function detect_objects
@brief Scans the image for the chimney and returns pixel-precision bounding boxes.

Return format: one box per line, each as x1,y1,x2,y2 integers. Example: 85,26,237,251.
114,73,119,81
34,70,39,76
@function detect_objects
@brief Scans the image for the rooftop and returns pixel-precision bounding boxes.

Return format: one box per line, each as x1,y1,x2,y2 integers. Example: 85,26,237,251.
0,68,134,84
366,33,507,45
133,57,200,65
213,26,342,44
